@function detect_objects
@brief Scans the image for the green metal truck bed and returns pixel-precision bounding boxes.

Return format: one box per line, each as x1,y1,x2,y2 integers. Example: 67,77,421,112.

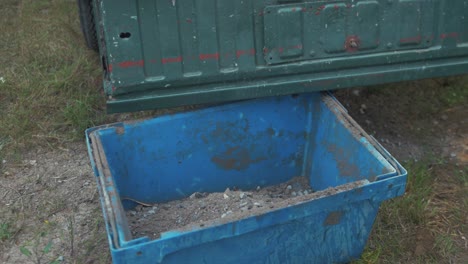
93,0,468,113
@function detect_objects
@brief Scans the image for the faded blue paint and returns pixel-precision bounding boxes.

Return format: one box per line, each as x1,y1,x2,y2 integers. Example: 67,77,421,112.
86,93,407,264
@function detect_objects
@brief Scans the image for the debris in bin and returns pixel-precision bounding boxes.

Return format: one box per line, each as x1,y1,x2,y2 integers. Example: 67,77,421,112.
126,177,367,240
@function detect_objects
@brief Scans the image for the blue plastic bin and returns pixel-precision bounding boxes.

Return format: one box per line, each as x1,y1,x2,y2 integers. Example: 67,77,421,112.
86,93,407,264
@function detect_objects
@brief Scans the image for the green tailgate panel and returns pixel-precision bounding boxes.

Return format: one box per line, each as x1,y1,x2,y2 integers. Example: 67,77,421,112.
94,0,468,113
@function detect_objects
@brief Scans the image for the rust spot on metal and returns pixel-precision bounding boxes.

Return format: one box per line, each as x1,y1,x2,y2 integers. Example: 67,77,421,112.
211,146,266,171
324,211,343,226
345,35,361,53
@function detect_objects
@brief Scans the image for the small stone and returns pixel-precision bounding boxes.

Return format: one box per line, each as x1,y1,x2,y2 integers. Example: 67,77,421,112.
190,192,203,199
441,115,448,121
292,191,297,197
221,211,233,218
450,153,457,158
286,185,292,190
239,201,248,207
224,188,231,193
433,120,439,126
199,202,206,209
239,192,246,199
223,193,229,199
352,89,360,96
361,104,367,110
57,256,64,262
256,186,261,191
129,210,137,216
303,190,309,195
254,202,262,207
2,160,6,164
297,191,303,196
83,181,90,186
148,209,156,214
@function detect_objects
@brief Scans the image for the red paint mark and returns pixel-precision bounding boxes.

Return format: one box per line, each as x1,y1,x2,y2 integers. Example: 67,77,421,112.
346,4,352,8
345,36,361,53
199,53,219,60
258,11,264,16
119,60,144,68
400,35,422,43
292,8,297,12
236,49,257,58
186,18,193,24
107,64,113,73
315,11,321,15
440,32,459,40
112,86,116,92
263,47,269,54
278,47,284,54
301,7,307,12
334,5,339,10
318,5,325,10
161,56,182,64
236,50,247,58
291,44,303,50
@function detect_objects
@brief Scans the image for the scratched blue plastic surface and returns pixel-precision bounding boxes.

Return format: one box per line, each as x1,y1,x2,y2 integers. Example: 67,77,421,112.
86,93,407,264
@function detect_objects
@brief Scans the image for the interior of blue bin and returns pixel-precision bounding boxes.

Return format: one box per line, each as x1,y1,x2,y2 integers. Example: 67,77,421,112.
93,93,395,208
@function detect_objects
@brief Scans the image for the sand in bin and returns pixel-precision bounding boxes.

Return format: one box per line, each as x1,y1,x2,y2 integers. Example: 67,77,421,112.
125,176,366,240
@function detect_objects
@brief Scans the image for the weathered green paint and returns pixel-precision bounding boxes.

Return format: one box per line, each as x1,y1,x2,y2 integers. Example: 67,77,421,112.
93,0,468,113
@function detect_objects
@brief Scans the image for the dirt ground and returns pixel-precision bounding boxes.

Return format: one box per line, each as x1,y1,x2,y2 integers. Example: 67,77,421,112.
1,79,467,263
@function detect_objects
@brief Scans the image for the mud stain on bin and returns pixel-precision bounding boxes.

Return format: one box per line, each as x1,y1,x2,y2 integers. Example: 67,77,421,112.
211,146,266,170
326,143,360,177
324,211,344,226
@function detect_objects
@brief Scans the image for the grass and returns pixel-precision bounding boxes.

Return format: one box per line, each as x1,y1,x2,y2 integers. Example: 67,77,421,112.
0,0,104,155
354,160,468,263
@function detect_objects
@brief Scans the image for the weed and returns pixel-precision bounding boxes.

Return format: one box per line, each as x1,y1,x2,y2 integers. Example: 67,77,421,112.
0,222,12,242
352,246,382,264
439,79,468,107
434,234,457,259
19,230,60,264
